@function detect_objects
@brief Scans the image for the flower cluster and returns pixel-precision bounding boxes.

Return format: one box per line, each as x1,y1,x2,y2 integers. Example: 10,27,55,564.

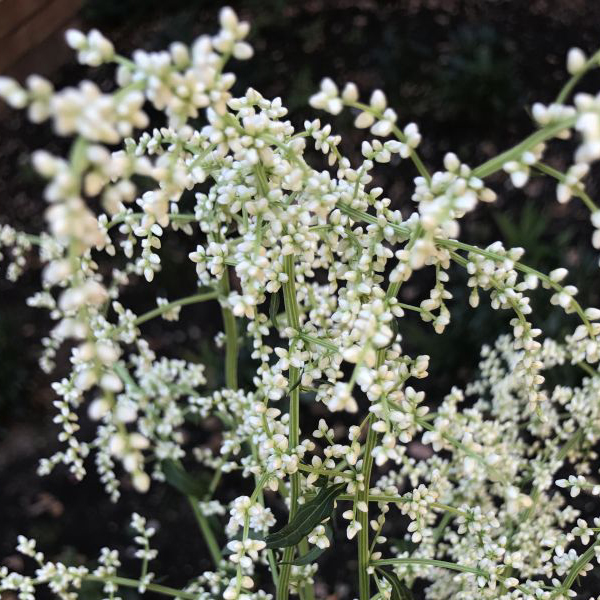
2,7,600,600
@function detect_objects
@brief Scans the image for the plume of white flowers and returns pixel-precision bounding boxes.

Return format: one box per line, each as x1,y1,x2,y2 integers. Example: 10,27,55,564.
2,8,600,600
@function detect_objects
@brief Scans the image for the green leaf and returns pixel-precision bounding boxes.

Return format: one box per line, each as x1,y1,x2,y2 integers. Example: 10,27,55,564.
387,317,399,347
287,369,304,395
280,525,334,565
269,292,281,329
162,460,210,499
376,567,414,600
265,482,346,549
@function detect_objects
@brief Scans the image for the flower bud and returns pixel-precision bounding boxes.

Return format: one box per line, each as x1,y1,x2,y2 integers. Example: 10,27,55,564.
567,47,587,75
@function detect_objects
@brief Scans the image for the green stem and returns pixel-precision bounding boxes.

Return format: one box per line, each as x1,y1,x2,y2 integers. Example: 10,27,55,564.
107,212,197,231
357,278,405,600
472,117,576,179
298,332,338,353
297,463,352,479
345,100,431,183
220,271,238,390
85,575,196,599
298,538,315,600
187,496,222,567
418,419,507,484
113,54,138,70
358,419,377,600
579,361,599,378
432,512,452,545
128,290,218,328
277,253,303,600
438,238,593,334
370,558,530,594
559,539,600,594
555,49,600,104
534,162,599,212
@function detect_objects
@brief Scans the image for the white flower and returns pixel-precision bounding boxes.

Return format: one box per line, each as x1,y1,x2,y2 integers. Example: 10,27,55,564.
309,78,343,115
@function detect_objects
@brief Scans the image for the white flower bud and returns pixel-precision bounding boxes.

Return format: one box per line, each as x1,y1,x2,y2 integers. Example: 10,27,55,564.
341,82,359,103
444,152,460,172
369,89,386,111
100,372,123,393
354,111,375,128
219,6,239,31
132,470,151,493
88,397,111,420
65,29,87,50
567,47,587,75
584,307,600,321
549,268,568,283
0,77,28,109
233,42,253,60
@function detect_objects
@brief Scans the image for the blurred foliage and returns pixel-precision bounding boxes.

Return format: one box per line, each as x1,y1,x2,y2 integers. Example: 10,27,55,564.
433,25,521,127
0,316,28,419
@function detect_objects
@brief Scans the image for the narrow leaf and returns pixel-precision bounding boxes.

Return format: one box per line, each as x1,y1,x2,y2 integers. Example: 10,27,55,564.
265,482,346,549
162,460,209,499
269,292,281,329
288,369,304,395
376,568,414,600
386,318,399,348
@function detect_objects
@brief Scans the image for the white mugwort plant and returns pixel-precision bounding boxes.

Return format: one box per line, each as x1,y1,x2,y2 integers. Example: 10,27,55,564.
1,7,600,600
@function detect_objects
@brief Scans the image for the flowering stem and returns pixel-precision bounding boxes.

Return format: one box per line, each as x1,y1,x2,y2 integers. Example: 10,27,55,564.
357,277,404,600
558,538,600,594
345,100,432,183
220,270,238,390
358,420,377,600
298,332,337,352
417,419,507,483
233,473,270,596
297,463,352,479
534,162,599,212
106,212,197,231
174,200,596,339
128,289,219,328
578,361,599,378
555,49,600,103
472,117,577,178
187,496,223,567
85,575,196,599
440,239,594,334
371,558,531,594
277,253,303,600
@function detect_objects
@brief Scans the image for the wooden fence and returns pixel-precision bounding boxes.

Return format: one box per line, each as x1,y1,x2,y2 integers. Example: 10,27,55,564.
0,0,82,78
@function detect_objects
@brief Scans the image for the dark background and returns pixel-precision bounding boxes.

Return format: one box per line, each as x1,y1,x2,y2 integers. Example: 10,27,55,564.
2,1,600,598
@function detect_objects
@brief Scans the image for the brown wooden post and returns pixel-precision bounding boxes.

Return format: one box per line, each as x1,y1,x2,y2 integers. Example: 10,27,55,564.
0,0,83,78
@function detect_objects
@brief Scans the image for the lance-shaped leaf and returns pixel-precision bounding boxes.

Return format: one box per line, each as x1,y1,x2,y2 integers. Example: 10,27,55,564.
376,567,414,600
269,291,281,329
162,459,210,499
280,525,334,566
265,482,346,549
287,369,304,396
